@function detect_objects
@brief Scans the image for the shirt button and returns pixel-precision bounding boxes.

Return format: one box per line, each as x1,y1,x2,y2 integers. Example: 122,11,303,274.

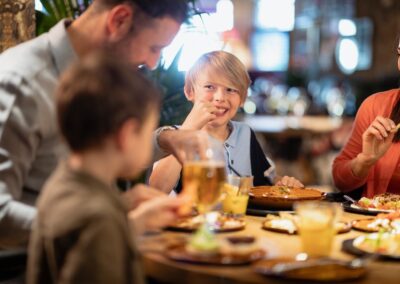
225,143,229,147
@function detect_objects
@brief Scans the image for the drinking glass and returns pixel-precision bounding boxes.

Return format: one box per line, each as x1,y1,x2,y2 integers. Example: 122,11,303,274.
295,201,341,258
222,175,253,217
181,137,226,215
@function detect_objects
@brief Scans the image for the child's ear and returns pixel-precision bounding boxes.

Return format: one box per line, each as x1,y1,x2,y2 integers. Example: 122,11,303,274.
115,119,139,151
184,86,195,102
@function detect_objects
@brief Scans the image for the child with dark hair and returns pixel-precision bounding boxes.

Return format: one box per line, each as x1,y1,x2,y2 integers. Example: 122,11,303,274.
27,53,184,284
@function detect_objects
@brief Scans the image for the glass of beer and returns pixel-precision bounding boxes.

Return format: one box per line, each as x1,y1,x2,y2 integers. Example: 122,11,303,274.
182,137,226,215
295,201,341,258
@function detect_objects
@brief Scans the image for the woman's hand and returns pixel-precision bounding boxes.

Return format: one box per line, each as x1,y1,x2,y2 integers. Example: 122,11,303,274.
361,116,396,162
275,176,304,188
181,100,217,130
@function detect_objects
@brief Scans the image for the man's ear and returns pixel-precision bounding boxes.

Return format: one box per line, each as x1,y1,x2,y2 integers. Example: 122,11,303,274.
184,86,195,102
106,4,133,42
115,119,139,151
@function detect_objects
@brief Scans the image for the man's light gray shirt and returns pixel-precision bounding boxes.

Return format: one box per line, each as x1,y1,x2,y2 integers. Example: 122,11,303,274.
0,20,76,247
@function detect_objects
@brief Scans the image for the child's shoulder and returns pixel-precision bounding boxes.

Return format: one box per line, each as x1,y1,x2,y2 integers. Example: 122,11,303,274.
230,120,253,133
38,166,121,228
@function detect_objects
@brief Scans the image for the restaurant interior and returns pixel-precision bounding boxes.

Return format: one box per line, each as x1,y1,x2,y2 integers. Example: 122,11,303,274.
0,0,400,283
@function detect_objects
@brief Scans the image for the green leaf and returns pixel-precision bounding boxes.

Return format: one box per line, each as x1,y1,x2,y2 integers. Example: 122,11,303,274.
54,0,67,19
35,10,58,35
40,0,57,18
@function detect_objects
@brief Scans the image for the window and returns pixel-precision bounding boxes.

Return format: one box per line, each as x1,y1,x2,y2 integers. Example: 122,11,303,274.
162,0,234,71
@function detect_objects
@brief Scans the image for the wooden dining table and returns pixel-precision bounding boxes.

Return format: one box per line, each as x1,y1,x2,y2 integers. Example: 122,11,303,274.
139,210,400,284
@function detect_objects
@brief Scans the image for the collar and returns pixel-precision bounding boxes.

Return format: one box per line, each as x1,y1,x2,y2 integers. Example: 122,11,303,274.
48,19,78,75
225,121,238,148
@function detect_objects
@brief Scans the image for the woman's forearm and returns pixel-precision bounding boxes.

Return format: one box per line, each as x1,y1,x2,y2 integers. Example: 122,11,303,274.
350,153,377,178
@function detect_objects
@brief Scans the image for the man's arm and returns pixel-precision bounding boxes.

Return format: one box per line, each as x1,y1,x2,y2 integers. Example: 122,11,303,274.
153,128,208,163
0,76,41,248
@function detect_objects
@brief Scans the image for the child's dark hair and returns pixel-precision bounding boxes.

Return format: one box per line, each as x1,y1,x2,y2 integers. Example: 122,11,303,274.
57,52,161,152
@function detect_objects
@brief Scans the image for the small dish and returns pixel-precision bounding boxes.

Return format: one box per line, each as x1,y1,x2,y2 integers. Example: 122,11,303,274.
342,235,400,260
165,214,246,233
342,201,393,215
262,216,351,235
165,241,265,265
352,218,392,233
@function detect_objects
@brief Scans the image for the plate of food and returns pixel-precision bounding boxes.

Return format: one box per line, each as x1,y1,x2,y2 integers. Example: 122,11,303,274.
248,186,324,210
254,257,366,282
343,193,400,215
165,227,265,265
165,212,246,233
262,213,351,235
342,232,400,260
352,212,400,233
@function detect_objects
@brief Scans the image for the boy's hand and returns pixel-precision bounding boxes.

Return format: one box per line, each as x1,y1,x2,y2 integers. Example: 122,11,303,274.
181,101,217,130
122,184,166,211
128,195,186,235
275,176,304,188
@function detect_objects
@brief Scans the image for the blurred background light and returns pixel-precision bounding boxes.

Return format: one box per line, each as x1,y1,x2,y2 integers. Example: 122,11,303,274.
251,32,290,71
338,19,357,36
161,0,233,71
255,0,296,32
336,38,359,74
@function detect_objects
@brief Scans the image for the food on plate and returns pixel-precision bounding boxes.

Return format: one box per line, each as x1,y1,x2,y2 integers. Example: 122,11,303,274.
352,212,400,232
186,225,220,256
353,232,400,256
356,193,400,211
263,213,298,234
167,212,245,232
262,213,350,234
220,236,261,256
185,225,263,258
250,186,323,199
248,186,324,209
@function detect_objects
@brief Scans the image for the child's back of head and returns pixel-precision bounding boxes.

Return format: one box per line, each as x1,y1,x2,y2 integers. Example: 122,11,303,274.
56,51,161,153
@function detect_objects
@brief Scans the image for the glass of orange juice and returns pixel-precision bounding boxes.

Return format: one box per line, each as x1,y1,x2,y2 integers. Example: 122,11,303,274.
295,201,341,258
222,175,253,217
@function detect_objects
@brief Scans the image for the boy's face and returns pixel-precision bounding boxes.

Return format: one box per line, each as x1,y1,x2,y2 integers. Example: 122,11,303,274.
121,109,159,178
188,71,243,128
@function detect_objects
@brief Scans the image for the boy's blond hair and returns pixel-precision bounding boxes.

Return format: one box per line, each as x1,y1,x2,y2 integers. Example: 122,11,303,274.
184,51,251,103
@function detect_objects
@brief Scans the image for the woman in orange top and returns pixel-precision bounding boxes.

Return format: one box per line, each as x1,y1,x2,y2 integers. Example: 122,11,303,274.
332,40,400,198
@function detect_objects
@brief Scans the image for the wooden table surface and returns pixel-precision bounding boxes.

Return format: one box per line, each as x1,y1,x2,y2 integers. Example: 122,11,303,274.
139,211,400,284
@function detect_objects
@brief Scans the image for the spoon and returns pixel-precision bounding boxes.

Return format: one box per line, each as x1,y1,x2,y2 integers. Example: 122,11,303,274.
343,195,357,204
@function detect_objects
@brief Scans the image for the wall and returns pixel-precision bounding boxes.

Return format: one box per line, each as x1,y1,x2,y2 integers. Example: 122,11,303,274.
354,0,400,80
0,0,35,52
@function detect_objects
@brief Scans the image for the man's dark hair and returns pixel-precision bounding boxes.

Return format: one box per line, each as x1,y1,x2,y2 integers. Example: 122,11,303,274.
99,0,190,23
57,51,161,152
